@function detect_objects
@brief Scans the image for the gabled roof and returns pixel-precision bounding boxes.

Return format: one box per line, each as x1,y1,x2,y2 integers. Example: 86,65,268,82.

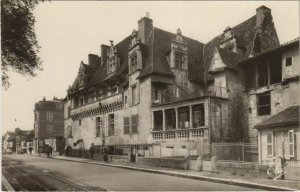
255,105,300,129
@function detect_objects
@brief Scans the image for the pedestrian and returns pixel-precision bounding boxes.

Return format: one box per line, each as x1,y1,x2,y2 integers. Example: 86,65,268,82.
29,147,32,155
49,146,53,157
89,143,95,159
46,146,50,158
103,148,108,162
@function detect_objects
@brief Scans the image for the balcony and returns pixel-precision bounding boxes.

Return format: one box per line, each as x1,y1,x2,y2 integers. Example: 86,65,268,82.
152,85,228,106
151,128,208,141
70,94,123,120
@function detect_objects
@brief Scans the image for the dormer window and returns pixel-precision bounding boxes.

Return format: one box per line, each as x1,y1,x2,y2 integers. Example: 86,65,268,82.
175,51,188,70
107,40,120,74
130,54,138,73
223,26,233,41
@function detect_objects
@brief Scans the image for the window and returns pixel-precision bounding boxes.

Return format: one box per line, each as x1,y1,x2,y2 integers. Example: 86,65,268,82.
47,112,53,121
123,117,130,134
131,114,138,134
79,119,81,126
288,130,295,158
257,63,268,87
257,92,271,116
132,85,138,105
47,125,54,136
193,104,205,127
130,54,138,73
174,51,187,70
178,107,189,129
95,117,101,137
108,114,114,136
267,132,273,157
80,98,84,106
67,126,72,138
153,111,163,131
286,57,292,66
67,106,71,118
165,109,176,130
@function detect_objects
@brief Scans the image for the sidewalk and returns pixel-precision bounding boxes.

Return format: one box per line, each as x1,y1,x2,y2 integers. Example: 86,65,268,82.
50,155,300,191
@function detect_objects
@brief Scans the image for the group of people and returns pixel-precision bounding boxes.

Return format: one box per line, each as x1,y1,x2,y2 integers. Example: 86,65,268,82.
38,145,53,158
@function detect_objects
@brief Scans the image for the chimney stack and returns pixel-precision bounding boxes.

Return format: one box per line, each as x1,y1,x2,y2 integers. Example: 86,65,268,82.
100,44,109,66
138,12,153,43
256,5,271,28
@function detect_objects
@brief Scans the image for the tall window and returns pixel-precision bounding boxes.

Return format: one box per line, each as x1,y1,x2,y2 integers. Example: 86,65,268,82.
257,92,271,116
178,107,189,129
267,132,273,157
96,117,101,137
174,51,187,70
123,117,130,134
108,114,115,136
193,104,205,127
165,109,176,130
130,54,138,73
154,111,163,130
132,85,138,105
47,112,53,121
47,125,54,136
131,114,138,134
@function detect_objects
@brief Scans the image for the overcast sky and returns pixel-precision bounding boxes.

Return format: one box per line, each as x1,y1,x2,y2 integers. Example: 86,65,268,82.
2,1,299,133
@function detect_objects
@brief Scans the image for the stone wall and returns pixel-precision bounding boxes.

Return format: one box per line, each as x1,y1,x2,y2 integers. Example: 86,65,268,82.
136,157,189,170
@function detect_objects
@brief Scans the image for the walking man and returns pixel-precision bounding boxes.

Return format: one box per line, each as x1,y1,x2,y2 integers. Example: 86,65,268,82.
90,143,95,159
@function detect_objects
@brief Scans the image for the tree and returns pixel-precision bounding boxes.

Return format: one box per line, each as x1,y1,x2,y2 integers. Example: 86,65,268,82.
1,0,42,89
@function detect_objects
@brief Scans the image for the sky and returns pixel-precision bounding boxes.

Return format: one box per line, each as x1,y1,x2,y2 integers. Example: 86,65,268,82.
2,1,299,133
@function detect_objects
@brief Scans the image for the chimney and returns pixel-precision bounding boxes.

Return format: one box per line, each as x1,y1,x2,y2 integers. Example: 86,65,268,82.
256,5,272,28
88,54,99,66
100,44,109,66
138,13,153,43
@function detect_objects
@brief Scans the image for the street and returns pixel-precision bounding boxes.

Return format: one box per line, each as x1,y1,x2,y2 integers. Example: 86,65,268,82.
2,154,261,191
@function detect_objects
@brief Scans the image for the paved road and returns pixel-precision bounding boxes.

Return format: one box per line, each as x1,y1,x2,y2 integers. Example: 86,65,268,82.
3,154,260,191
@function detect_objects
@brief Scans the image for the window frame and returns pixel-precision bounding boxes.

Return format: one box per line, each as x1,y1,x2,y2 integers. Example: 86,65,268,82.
123,117,130,135
108,114,115,136
257,92,271,116
130,54,138,73
131,114,138,134
47,112,53,121
95,117,101,137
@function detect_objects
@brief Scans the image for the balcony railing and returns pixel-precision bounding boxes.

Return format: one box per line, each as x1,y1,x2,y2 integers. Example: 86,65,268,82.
70,94,123,119
151,128,207,140
152,85,228,106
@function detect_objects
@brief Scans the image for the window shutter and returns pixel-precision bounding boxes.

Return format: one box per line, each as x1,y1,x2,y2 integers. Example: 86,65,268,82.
94,118,97,138
105,115,109,137
114,114,118,136
267,132,273,157
288,130,295,158
136,114,139,133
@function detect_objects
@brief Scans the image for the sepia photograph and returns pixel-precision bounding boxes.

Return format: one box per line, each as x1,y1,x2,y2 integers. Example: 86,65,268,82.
1,0,300,191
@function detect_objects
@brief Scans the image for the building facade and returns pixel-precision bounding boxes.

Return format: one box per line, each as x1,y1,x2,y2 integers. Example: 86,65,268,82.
33,97,65,154
3,132,15,154
64,6,299,158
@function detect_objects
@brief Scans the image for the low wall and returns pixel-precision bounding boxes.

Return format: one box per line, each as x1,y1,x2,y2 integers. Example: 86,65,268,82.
215,161,269,178
108,155,129,163
137,157,189,170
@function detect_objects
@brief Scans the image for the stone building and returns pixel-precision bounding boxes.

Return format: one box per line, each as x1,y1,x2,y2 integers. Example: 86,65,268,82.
33,97,65,155
3,132,15,154
64,6,297,158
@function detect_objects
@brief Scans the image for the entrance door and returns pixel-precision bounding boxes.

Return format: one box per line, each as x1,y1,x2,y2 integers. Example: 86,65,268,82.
274,131,287,158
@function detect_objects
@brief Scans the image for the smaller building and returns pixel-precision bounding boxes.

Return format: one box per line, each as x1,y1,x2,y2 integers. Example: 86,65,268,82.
3,132,15,154
33,96,65,155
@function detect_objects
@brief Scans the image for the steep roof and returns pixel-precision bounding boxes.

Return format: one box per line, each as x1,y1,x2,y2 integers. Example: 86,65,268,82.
139,28,205,82
35,100,64,112
255,105,300,129
88,35,132,87
217,48,246,70
204,16,257,69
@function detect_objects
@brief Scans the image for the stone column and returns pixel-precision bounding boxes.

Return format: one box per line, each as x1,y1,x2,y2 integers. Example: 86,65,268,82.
162,109,166,131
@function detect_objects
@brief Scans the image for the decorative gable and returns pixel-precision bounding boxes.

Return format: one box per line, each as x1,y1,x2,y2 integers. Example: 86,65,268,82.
209,48,226,73
107,40,120,74
220,26,237,52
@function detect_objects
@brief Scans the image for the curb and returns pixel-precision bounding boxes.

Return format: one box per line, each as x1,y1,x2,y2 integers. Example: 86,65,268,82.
52,156,298,191
2,175,15,192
